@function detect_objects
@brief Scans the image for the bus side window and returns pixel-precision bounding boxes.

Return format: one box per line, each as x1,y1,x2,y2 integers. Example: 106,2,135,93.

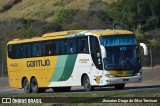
8,45,12,58
32,43,36,57
32,42,42,57
27,44,31,57
8,45,16,59
19,45,23,58
16,45,21,59
66,38,77,54
72,38,77,53
69,39,74,53
45,41,54,56
55,40,60,54
84,37,89,53
41,42,45,56
66,39,70,54
77,37,89,53
55,39,65,55
22,45,27,58
22,44,31,58
60,40,65,55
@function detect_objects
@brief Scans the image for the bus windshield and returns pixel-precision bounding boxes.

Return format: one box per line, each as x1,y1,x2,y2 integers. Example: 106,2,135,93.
100,35,141,70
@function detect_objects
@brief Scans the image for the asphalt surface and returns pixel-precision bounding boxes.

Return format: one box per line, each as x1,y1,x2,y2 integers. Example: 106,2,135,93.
0,80,160,94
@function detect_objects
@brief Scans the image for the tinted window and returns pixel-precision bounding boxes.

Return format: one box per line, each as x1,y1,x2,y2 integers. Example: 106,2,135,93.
77,37,89,53
90,36,103,70
16,45,22,58
32,42,42,57
8,45,16,59
55,40,65,55
22,44,31,58
8,36,89,59
66,38,77,54
44,41,56,56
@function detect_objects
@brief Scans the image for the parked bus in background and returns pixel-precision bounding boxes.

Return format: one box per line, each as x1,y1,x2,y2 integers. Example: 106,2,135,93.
7,30,148,93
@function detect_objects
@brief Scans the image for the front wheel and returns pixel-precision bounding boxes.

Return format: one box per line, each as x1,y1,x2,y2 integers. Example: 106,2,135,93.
114,84,125,90
83,75,94,91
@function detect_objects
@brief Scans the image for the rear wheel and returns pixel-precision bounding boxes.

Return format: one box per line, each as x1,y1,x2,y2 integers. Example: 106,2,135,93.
114,84,125,90
23,78,31,93
30,78,38,93
53,87,71,92
30,77,46,93
83,75,94,91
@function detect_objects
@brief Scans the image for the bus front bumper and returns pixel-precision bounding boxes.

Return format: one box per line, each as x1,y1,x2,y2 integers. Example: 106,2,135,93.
104,75,142,85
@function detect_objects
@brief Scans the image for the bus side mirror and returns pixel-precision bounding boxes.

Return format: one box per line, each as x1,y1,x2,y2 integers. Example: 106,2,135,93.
100,45,106,58
140,43,148,56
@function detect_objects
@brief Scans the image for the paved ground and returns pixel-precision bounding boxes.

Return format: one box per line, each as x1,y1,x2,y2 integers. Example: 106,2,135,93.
0,78,160,94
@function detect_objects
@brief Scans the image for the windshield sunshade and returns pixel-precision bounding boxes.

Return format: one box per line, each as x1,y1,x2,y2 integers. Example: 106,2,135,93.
100,35,137,46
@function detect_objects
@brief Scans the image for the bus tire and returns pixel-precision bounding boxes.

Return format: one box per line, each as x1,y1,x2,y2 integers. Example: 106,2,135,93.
30,77,44,93
53,87,71,92
114,84,125,90
23,78,31,93
83,75,94,91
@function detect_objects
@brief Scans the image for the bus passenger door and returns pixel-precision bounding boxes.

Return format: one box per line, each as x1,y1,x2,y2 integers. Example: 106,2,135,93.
90,36,103,85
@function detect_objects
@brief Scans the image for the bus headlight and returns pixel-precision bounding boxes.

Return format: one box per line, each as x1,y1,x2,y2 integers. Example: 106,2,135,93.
135,72,142,76
105,74,116,78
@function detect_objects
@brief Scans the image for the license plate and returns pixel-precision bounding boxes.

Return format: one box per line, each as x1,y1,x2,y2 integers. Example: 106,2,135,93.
123,79,129,82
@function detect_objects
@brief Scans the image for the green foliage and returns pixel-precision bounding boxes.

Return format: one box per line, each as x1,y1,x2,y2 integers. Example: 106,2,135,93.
137,36,149,44
54,9,79,24
149,0,160,15
60,10,112,30
150,40,160,49
0,19,62,61
137,35,160,49
146,16,159,29
53,0,72,6
107,0,160,31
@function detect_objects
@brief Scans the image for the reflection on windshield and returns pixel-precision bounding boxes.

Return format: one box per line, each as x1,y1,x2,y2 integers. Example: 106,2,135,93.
103,45,141,70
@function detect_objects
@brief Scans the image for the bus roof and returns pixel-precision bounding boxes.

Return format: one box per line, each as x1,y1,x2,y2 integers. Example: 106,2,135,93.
87,29,133,36
7,30,85,44
7,29,134,44
42,30,86,38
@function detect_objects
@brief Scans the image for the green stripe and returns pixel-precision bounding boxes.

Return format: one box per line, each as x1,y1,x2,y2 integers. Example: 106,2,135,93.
58,54,77,81
49,54,78,82
49,55,68,82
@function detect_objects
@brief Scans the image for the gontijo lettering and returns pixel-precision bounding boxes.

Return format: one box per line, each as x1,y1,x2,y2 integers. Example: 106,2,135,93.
27,59,50,67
